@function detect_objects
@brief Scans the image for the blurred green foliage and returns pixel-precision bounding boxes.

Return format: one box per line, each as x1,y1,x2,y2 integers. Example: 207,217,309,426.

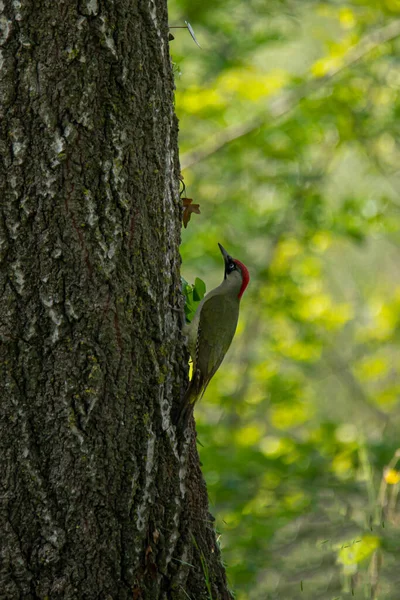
169,1,400,598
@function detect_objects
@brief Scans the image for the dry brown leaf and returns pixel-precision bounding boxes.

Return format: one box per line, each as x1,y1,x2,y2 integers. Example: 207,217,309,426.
183,197,201,228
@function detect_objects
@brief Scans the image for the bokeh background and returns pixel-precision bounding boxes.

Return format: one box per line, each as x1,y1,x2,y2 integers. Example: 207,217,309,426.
169,1,400,598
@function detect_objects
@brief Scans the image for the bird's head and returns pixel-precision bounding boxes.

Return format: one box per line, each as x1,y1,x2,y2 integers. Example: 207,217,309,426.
218,243,250,299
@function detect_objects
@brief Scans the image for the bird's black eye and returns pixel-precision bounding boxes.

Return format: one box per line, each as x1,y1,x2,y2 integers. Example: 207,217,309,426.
228,262,236,272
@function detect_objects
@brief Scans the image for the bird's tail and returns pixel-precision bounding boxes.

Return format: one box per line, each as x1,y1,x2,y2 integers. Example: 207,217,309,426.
176,368,207,428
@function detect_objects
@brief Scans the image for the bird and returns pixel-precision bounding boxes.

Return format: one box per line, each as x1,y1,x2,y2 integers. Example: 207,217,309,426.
178,243,250,426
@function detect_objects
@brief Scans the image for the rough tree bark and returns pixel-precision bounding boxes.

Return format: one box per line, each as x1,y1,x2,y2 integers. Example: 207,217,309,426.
0,1,232,598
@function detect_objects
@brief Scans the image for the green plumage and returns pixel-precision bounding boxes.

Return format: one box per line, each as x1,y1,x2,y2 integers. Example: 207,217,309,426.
193,293,239,401
182,271,242,412
177,244,247,427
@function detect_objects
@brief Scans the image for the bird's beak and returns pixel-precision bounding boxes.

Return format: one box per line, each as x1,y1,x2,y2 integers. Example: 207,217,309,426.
218,243,233,276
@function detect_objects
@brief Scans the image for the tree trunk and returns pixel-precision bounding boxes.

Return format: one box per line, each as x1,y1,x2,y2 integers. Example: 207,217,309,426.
0,1,232,598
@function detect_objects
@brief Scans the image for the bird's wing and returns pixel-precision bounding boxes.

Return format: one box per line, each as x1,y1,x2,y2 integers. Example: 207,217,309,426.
195,294,238,390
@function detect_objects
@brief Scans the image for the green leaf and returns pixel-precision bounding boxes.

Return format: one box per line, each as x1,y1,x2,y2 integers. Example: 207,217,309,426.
181,276,206,322
193,277,206,301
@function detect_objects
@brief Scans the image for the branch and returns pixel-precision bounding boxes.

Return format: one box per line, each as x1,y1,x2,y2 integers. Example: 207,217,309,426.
181,19,400,170
322,347,389,426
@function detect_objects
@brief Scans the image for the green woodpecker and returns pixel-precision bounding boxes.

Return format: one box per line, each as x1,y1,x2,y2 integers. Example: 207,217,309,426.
179,243,250,424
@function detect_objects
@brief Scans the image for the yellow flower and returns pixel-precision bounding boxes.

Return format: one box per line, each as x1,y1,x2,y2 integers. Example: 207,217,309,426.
384,468,400,485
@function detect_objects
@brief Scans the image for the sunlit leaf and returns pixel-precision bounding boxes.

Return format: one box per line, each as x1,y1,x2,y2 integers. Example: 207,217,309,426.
337,536,380,573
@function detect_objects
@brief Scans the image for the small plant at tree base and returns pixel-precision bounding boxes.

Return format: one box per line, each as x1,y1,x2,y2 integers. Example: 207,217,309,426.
181,276,206,323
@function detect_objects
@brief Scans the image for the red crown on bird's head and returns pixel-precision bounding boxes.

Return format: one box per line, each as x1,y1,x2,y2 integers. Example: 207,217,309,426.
233,259,250,299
